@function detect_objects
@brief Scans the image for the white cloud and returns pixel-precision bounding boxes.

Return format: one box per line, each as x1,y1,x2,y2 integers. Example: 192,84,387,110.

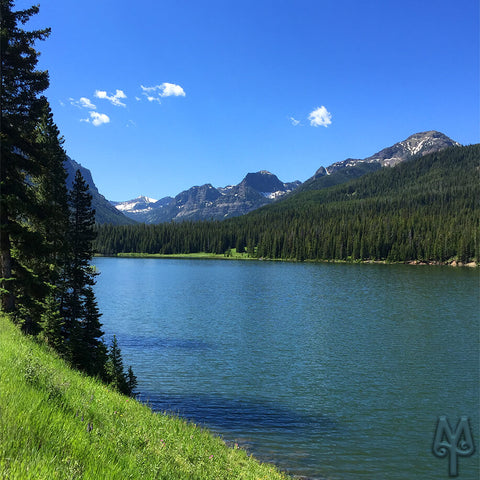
308,106,332,127
290,117,300,126
70,96,96,110
140,83,186,103
79,97,96,109
94,89,127,107
91,112,110,126
140,85,156,93
82,111,110,126
159,83,185,97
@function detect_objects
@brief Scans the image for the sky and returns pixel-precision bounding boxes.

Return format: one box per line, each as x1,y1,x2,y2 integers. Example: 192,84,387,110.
17,0,479,201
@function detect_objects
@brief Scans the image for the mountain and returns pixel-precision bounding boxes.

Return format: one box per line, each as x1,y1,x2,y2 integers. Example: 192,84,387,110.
112,196,160,213
94,144,479,264
113,171,301,223
93,130,459,225
300,130,460,192
109,196,170,223
64,157,135,225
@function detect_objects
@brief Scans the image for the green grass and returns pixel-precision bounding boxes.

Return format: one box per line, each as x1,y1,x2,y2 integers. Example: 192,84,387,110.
105,249,254,260
0,315,288,479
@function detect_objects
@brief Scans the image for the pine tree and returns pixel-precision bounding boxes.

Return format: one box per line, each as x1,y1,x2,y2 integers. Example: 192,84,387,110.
105,335,127,392
1,1,51,325
62,170,101,370
32,99,70,289
74,287,107,376
126,366,138,398
40,293,66,355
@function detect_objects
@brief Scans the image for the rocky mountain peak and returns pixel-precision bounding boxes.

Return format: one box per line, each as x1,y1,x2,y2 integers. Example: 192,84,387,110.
111,196,159,213
300,130,461,193
240,171,286,193
366,130,460,167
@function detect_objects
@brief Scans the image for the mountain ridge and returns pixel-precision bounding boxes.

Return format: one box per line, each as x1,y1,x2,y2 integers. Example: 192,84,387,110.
63,157,135,225
300,130,460,192
69,130,460,225
111,171,301,223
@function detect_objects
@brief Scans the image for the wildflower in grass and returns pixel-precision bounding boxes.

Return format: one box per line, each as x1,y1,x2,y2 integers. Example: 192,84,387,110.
209,454,214,460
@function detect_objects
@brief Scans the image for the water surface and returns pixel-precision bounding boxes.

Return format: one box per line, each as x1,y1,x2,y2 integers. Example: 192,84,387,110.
93,258,479,479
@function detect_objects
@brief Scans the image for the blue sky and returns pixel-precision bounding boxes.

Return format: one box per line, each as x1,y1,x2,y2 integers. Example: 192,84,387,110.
19,0,479,201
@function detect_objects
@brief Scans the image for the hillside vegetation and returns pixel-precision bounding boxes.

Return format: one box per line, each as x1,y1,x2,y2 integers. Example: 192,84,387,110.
0,316,286,480
94,145,479,264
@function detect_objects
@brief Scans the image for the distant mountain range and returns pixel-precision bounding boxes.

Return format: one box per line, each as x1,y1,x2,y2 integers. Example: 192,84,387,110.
65,130,460,225
110,171,301,223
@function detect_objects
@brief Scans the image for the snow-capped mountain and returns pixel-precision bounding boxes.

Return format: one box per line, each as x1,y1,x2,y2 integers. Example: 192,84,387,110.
111,171,300,223
111,196,160,214
319,130,460,176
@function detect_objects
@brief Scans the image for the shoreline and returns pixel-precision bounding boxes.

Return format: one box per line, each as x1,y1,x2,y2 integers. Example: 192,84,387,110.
94,252,478,267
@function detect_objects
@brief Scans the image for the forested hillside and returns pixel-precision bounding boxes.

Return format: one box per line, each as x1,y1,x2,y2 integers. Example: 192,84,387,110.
94,145,479,264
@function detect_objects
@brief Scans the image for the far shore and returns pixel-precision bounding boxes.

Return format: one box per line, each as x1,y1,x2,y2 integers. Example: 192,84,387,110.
94,252,478,267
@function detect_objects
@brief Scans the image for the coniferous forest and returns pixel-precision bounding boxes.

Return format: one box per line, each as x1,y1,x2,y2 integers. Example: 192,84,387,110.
0,1,135,396
94,144,479,264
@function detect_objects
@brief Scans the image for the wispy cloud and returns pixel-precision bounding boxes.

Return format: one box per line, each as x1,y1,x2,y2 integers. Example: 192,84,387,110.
94,89,127,107
70,97,96,110
290,117,301,126
308,106,332,127
140,83,186,103
146,96,161,104
81,111,110,126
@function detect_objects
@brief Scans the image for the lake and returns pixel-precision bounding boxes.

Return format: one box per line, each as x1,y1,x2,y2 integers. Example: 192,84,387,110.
93,257,479,479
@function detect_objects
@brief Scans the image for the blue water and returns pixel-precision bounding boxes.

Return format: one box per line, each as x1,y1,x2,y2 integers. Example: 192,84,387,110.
93,258,479,479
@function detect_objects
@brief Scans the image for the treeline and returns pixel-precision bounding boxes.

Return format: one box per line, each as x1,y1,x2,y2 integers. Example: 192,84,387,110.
0,2,135,395
94,144,479,264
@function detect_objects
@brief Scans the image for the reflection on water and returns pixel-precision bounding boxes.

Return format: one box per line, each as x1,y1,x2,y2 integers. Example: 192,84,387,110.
94,258,479,480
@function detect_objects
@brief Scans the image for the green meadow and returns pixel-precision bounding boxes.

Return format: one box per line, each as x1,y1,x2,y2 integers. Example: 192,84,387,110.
109,249,254,260
0,316,287,480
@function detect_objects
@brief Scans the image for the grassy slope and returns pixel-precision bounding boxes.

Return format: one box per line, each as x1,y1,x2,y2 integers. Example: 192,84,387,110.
0,316,287,480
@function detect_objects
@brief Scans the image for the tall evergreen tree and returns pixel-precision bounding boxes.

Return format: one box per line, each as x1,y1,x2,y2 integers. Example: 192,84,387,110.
0,0,51,320
32,99,70,288
75,287,107,377
62,170,101,369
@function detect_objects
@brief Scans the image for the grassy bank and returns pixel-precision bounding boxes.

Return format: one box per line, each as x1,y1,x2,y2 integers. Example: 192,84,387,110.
97,251,478,267
0,316,287,479
98,250,254,260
